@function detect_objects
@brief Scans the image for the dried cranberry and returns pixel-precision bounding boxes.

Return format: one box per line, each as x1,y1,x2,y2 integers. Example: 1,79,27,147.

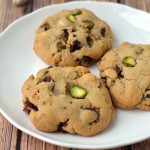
116,65,124,77
101,28,106,37
70,40,82,52
41,23,50,31
24,101,38,111
42,76,52,82
76,56,93,66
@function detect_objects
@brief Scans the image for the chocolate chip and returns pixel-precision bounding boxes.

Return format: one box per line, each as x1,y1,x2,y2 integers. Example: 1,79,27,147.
85,107,99,124
70,40,82,52
86,36,93,47
145,94,150,98
57,119,69,133
41,23,50,31
116,65,124,77
101,76,107,83
101,28,106,37
76,56,93,66
24,101,38,111
42,76,52,82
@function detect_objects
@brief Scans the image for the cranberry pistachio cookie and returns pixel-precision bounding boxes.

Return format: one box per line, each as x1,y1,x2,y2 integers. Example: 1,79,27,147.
22,66,114,136
97,42,150,110
33,8,113,66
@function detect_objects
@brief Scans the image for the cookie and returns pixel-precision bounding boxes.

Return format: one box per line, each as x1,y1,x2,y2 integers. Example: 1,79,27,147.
33,8,113,67
22,66,114,136
97,42,150,110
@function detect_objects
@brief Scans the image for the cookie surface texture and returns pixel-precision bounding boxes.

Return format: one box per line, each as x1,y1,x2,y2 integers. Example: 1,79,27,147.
97,42,150,110
22,66,114,136
33,8,113,66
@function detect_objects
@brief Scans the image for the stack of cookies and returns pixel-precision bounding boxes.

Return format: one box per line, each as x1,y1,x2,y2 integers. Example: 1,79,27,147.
21,8,150,136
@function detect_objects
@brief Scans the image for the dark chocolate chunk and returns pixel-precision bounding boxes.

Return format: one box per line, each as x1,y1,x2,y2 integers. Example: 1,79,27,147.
101,76,107,83
76,56,93,66
23,106,31,114
59,29,69,42
61,45,66,49
72,29,76,32
24,101,38,111
101,28,106,37
116,65,124,77
57,119,69,133
47,66,53,69
41,23,50,31
70,40,82,52
145,94,150,98
57,42,66,52
86,36,93,47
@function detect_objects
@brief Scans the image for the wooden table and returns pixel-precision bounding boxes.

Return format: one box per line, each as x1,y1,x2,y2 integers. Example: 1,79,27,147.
0,0,150,149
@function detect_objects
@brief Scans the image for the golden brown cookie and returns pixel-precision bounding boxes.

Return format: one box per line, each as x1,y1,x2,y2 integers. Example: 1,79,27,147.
97,42,150,110
33,8,113,66
22,66,114,136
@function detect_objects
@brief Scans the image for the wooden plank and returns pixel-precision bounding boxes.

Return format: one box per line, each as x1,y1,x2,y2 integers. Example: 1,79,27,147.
120,0,147,11
131,139,150,150
95,0,118,2
0,114,13,150
20,132,28,150
27,135,44,150
0,0,33,32
9,127,21,149
32,0,50,11
145,0,150,12
51,0,64,4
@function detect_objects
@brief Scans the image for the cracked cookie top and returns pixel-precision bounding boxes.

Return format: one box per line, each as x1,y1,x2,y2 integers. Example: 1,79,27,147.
97,42,150,110
33,8,113,66
22,66,114,136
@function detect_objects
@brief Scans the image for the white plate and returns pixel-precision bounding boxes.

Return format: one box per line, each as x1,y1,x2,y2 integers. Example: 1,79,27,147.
0,1,150,149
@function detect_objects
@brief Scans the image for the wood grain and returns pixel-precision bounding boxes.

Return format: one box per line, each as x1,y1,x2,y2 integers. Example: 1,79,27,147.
0,0,150,150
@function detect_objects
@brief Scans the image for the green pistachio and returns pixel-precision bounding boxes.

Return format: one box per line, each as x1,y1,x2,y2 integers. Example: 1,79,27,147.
70,85,87,99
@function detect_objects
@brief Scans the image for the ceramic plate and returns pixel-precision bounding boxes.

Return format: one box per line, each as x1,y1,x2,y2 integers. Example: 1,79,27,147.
0,1,150,149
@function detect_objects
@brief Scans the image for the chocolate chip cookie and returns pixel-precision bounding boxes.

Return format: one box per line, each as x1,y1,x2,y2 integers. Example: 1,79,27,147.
97,42,150,110
33,8,113,66
22,66,114,136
